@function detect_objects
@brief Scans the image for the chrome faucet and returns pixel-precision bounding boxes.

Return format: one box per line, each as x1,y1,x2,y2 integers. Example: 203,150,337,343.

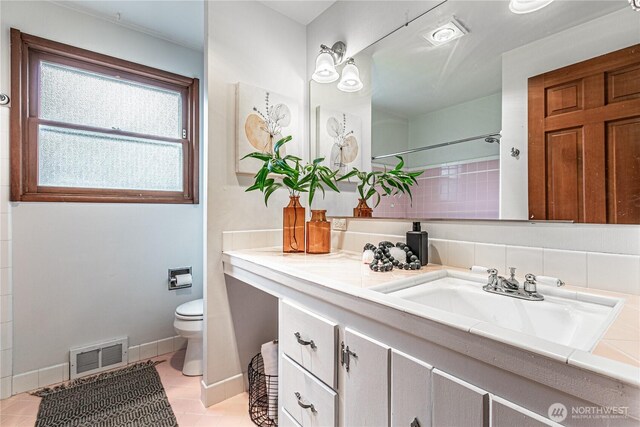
482,267,563,301
485,267,519,292
501,267,519,290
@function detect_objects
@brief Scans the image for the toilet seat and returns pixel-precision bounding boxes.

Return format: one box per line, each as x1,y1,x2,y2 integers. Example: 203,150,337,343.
175,299,203,321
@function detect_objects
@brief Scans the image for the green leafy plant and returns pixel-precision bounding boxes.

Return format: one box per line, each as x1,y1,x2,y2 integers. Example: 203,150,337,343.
337,156,423,207
243,136,340,206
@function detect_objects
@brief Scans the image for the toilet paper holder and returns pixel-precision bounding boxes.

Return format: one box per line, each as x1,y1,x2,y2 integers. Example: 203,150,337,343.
168,267,192,290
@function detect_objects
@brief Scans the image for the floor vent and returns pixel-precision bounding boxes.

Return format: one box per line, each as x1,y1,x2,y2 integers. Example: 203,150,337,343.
70,337,128,380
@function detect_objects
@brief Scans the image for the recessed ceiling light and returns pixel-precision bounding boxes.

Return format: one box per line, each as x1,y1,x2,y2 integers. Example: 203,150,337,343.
509,0,555,14
422,18,467,47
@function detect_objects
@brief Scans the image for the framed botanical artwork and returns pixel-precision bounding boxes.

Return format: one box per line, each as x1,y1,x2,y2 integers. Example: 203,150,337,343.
316,107,363,175
236,82,301,174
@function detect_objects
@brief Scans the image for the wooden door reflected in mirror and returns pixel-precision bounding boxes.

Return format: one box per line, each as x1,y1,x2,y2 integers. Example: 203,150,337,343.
528,44,640,224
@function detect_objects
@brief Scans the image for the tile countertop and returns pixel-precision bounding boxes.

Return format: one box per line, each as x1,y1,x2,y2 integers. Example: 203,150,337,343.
222,247,640,385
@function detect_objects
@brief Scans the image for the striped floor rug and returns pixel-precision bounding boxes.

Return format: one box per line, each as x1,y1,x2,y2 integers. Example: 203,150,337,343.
32,360,177,427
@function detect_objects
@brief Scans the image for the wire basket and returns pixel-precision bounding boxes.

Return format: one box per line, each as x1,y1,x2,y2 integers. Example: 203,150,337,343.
248,352,278,426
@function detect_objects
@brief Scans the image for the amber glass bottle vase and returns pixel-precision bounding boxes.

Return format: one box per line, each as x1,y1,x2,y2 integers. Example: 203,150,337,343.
353,198,373,217
283,195,305,253
306,210,331,254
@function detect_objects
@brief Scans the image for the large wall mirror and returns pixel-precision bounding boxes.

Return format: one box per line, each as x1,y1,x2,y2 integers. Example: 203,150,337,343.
310,0,639,224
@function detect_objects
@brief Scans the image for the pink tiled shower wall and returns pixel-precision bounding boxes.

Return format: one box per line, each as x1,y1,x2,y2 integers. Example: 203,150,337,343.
374,159,499,219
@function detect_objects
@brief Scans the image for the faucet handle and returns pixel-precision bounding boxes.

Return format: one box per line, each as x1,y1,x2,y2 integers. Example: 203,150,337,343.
524,273,537,294
486,268,499,289
533,275,565,287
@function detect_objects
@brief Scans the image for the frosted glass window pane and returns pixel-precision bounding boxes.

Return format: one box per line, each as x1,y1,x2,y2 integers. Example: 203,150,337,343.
38,125,183,192
40,62,182,139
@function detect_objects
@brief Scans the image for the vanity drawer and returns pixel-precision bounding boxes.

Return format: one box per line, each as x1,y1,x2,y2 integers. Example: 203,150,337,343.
280,300,337,388
280,408,303,427
281,354,338,427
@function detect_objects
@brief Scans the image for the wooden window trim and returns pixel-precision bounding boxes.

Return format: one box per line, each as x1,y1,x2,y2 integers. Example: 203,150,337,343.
10,28,200,204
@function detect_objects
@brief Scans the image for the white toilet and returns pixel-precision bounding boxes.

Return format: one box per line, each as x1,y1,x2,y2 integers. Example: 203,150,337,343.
173,298,204,376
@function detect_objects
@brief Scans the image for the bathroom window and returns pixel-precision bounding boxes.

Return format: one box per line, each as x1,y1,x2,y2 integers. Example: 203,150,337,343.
9,29,199,203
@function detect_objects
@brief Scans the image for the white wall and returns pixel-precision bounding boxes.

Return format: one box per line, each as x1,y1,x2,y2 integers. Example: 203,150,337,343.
205,0,306,403
500,8,640,219
0,1,204,377
407,93,501,168
372,107,409,167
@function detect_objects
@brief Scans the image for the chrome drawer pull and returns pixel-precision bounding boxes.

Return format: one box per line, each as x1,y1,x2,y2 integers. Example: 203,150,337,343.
295,392,317,413
294,332,317,349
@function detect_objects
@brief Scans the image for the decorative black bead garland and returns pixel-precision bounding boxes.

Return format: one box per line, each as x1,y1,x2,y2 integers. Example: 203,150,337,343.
364,241,422,272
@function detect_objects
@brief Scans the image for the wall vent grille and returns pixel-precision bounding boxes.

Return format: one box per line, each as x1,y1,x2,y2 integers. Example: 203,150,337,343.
70,337,128,379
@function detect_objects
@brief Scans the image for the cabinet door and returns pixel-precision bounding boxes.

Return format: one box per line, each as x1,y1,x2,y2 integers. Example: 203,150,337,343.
492,396,560,427
343,328,391,427
432,369,489,427
391,349,433,427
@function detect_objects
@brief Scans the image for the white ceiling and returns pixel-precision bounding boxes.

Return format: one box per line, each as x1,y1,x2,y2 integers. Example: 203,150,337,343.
259,1,336,25
51,0,205,51
366,0,630,118
50,0,336,50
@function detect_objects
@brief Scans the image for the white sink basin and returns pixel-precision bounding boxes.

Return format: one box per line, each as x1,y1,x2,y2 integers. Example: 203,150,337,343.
387,272,623,351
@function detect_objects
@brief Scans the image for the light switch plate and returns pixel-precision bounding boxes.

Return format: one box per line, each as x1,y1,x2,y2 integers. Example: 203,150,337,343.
332,218,347,231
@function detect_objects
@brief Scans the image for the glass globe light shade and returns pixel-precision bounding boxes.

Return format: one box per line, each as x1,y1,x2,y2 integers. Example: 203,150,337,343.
312,52,339,83
337,61,363,92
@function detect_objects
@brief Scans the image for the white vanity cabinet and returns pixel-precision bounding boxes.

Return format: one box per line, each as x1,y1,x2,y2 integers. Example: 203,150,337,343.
432,369,489,427
225,253,638,427
491,396,561,427
278,303,559,427
280,409,303,427
343,328,391,427
280,300,338,388
278,410,301,427
391,349,433,427
281,354,338,427
279,300,339,427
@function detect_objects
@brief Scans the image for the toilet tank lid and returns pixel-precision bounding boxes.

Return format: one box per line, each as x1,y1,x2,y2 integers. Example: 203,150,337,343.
176,299,203,317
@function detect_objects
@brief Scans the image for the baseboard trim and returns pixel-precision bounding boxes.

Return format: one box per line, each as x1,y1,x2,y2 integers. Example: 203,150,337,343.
200,373,245,407
10,335,186,396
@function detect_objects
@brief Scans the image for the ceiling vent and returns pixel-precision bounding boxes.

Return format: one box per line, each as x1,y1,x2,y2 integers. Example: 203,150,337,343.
421,18,468,47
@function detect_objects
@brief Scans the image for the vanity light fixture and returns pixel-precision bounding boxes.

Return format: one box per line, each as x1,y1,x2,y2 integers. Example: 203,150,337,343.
508,0,555,14
337,58,363,92
422,18,467,47
312,41,346,84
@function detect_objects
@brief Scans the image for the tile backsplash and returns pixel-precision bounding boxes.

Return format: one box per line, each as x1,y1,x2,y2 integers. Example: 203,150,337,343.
223,219,640,295
222,225,640,296
335,232,640,296
374,159,499,220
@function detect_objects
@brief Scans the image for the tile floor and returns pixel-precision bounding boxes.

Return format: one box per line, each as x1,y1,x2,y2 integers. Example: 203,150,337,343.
0,350,255,427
